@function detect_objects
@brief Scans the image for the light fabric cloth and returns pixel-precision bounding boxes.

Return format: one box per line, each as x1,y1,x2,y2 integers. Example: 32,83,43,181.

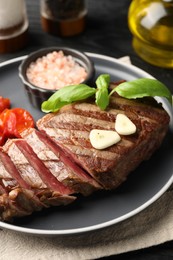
1,188,173,260
0,56,173,260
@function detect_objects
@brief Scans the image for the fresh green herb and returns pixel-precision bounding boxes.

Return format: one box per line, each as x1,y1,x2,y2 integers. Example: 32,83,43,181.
41,84,96,112
41,75,172,113
110,78,172,105
95,87,109,110
95,74,110,110
96,74,110,89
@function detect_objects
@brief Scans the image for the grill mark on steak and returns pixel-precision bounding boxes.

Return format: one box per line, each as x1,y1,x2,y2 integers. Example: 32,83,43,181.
21,128,101,195
110,95,170,123
59,101,151,127
45,113,115,131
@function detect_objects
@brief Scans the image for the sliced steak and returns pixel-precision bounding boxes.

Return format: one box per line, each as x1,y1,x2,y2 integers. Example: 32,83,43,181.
37,96,170,189
0,148,44,221
3,139,76,208
21,128,101,196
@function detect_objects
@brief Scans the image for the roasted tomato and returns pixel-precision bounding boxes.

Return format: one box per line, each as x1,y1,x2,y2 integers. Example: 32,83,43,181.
0,96,10,113
0,108,34,146
11,108,35,133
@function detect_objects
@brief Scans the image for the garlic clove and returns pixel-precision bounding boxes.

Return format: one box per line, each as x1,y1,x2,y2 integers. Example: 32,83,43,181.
115,114,136,135
89,129,121,150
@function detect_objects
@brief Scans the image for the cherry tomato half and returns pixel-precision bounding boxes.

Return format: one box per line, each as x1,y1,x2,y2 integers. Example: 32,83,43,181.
0,96,10,113
11,108,35,134
0,108,35,146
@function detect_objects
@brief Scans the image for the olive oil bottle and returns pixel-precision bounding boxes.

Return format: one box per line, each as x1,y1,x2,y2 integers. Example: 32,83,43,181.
128,0,173,68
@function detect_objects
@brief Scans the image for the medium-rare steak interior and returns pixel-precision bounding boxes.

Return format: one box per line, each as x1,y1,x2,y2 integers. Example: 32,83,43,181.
0,91,170,222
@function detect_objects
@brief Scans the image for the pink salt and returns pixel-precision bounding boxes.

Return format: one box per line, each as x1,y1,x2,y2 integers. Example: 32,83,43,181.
26,51,87,90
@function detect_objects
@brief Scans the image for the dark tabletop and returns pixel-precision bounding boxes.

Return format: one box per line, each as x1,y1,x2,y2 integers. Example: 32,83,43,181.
1,0,173,259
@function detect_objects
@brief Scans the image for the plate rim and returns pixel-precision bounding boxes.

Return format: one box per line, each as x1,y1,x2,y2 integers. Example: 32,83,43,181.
0,52,172,236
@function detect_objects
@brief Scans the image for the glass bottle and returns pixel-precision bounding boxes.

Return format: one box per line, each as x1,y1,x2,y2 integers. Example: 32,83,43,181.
0,0,28,53
40,0,87,37
128,0,173,68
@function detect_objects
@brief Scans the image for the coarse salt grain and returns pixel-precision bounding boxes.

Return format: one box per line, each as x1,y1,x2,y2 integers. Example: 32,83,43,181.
26,51,87,90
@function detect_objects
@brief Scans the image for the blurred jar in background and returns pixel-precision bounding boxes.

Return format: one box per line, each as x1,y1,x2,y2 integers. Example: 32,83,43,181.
0,0,28,53
40,0,87,37
128,0,173,68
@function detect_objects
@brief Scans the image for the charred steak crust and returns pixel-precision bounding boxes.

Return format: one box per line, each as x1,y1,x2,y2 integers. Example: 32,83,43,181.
37,97,170,189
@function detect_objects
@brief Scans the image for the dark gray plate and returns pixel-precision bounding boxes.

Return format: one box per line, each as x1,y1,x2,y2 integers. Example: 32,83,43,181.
0,53,173,236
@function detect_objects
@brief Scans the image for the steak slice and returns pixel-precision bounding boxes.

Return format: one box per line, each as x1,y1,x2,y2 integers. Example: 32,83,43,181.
3,139,76,208
0,148,44,221
21,128,101,196
37,96,170,189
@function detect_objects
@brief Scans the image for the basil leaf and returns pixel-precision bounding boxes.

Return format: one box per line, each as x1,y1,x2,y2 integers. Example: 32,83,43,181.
96,74,110,89
95,87,109,110
95,74,110,110
110,78,172,105
41,100,69,113
41,84,96,113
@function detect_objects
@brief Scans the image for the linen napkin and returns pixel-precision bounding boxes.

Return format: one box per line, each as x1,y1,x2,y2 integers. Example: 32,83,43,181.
1,187,173,260
0,56,173,260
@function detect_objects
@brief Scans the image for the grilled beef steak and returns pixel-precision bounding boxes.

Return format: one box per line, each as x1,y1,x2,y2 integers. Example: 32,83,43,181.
37,96,170,189
0,93,170,222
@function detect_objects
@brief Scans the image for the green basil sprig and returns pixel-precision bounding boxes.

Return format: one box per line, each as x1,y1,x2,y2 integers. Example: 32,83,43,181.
95,74,110,110
41,74,172,113
41,84,96,112
110,78,172,105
